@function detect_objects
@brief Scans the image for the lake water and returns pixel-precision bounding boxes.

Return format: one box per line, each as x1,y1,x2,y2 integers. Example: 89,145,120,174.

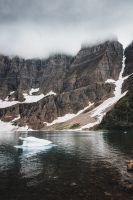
0,130,133,200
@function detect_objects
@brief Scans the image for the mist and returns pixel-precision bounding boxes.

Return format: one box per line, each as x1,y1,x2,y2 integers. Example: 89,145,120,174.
0,0,133,58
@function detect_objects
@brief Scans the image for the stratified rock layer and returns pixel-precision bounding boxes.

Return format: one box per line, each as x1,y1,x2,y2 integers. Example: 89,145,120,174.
0,40,123,129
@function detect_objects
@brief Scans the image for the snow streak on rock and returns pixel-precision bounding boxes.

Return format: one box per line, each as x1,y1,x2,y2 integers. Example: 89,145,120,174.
80,55,130,130
23,90,56,103
0,99,19,108
0,90,56,108
0,91,56,131
105,79,116,84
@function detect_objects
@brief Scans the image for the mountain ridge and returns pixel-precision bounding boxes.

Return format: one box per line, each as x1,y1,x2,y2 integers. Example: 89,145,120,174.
0,40,129,131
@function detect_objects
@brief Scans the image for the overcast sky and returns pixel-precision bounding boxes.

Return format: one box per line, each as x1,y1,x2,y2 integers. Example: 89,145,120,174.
0,0,133,58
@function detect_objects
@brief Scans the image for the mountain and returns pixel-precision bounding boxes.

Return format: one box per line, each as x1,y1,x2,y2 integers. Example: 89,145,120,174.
99,42,133,130
0,40,125,131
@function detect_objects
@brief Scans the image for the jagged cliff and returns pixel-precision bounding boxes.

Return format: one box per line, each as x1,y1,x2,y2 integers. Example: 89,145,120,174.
0,40,123,130
99,42,133,130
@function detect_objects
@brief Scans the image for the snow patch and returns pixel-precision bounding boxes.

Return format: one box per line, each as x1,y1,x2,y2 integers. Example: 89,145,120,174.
0,120,17,132
0,99,19,108
17,125,33,131
45,102,94,126
80,115,103,130
45,91,56,96
4,91,15,101
11,115,20,122
23,93,45,103
29,88,39,95
0,90,56,108
0,120,33,132
105,79,116,84
23,90,56,103
10,91,15,95
0,90,57,131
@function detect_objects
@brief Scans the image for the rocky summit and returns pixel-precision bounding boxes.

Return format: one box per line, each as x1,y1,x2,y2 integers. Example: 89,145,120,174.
0,40,129,131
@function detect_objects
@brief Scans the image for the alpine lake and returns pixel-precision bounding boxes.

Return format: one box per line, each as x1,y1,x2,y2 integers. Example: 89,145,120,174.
0,130,133,200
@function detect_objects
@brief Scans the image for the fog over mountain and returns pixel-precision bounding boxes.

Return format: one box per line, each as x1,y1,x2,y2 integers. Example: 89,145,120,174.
0,0,133,58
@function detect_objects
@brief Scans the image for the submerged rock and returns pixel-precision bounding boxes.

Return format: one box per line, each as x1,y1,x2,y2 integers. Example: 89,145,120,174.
127,160,133,172
104,192,112,197
70,182,77,187
122,181,133,192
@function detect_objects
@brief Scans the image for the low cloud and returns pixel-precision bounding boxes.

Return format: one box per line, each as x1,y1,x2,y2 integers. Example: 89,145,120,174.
0,0,132,58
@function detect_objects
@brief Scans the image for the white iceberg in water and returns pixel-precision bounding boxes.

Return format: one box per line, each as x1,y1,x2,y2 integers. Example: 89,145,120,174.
14,136,54,157
15,136,52,148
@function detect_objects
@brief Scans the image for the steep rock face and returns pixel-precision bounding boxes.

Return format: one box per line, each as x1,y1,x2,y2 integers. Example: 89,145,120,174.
0,55,73,100
63,41,122,100
99,42,133,130
123,42,133,77
0,40,123,129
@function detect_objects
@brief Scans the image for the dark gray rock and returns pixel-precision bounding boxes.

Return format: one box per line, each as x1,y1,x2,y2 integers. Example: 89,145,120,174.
0,40,123,129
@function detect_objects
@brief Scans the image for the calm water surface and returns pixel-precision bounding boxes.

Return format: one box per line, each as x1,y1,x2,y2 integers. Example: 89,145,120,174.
0,130,133,200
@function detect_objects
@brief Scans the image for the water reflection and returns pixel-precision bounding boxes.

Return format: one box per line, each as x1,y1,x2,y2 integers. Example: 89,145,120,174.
16,144,55,157
0,131,133,200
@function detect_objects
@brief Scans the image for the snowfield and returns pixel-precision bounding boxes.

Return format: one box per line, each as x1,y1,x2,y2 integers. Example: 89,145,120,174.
45,102,94,126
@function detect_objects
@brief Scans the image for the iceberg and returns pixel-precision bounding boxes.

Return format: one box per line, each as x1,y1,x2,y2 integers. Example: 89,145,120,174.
16,136,52,148
14,136,54,157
